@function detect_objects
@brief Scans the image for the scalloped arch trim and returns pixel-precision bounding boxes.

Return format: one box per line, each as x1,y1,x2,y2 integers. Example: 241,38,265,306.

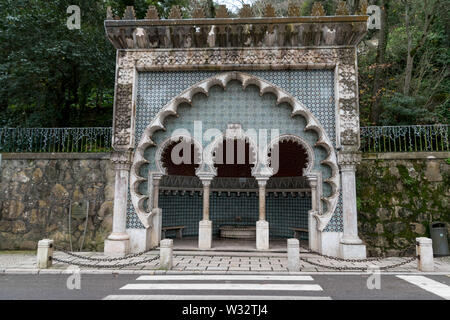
130,71,340,231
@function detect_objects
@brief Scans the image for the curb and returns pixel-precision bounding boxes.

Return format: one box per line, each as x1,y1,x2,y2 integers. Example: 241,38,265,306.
2,268,449,275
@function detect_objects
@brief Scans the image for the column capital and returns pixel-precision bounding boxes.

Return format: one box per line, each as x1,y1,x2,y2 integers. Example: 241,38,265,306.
256,178,269,187
305,174,318,188
338,151,361,170
152,172,163,185
111,150,133,170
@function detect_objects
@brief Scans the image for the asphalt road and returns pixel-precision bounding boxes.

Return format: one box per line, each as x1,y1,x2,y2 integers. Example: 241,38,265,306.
0,273,449,301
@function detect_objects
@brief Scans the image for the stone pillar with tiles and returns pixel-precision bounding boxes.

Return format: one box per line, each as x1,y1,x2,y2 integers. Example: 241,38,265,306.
105,151,132,256
338,152,366,259
198,176,214,250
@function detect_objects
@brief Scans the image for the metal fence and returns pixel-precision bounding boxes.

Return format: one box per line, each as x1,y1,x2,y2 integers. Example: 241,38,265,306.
360,125,449,153
0,127,112,153
0,125,449,153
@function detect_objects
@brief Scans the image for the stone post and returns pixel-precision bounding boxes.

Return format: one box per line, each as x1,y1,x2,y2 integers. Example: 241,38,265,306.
198,177,213,249
37,239,54,269
338,152,366,259
104,151,132,256
256,177,269,250
160,238,173,270
287,238,300,272
416,237,434,272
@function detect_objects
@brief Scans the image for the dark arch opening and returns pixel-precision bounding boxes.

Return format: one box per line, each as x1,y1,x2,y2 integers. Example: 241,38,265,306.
213,138,256,177
161,138,200,176
269,140,309,177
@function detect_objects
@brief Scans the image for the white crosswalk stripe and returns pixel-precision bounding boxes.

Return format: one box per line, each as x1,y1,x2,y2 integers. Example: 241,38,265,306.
103,274,331,300
397,275,450,300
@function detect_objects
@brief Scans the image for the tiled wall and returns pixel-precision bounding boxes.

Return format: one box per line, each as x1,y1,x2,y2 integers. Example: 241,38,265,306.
128,70,343,232
160,191,311,239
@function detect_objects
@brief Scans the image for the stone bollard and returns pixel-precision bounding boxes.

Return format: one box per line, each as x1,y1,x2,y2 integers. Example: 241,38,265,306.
159,238,173,270
287,238,300,272
416,237,434,272
37,239,54,269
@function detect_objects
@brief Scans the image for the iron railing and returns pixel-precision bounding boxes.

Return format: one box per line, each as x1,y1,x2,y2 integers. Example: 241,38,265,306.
0,127,112,153
0,125,448,153
360,125,449,153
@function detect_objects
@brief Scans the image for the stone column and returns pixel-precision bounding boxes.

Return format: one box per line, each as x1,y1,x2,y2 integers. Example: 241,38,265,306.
256,178,269,250
198,177,213,250
150,175,162,248
104,151,132,256
338,152,366,259
306,174,319,252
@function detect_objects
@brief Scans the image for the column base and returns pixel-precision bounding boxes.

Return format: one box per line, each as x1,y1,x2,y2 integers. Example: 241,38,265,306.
256,220,269,250
104,237,130,256
198,220,212,250
339,242,367,259
126,228,151,253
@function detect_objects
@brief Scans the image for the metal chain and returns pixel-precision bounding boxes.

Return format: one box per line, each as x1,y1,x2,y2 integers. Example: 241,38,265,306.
299,256,417,271
52,254,160,269
54,246,156,262
300,245,384,263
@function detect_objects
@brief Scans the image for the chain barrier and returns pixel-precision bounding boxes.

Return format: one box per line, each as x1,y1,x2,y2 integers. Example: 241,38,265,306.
54,246,156,262
299,256,417,271
52,254,160,269
300,245,383,263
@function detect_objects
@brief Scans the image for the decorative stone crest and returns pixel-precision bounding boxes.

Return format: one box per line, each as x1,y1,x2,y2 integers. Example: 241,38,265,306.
239,4,253,18
123,6,136,20
168,5,182,19
336,1,350,15
192,6,205,18
215,5,229,18
311,2,326,16
264,4,276,17
145,5,159,19
359,0,369,15
287,4,300,17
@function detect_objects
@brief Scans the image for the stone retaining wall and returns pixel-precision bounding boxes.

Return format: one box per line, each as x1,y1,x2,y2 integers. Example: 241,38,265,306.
357,152,450,257
0,152,448,255
0,153,114,251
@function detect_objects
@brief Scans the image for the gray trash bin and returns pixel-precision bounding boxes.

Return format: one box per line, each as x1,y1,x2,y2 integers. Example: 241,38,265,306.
430,222,450,257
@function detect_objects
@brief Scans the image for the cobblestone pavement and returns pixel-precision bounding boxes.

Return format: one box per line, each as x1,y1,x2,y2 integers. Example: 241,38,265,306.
1,251,450,274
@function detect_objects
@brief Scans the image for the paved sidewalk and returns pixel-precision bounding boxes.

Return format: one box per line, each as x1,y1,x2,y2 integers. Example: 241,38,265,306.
1,251,449,274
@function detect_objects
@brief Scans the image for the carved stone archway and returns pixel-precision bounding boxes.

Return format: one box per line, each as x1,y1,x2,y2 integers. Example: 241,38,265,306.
129,72,339,233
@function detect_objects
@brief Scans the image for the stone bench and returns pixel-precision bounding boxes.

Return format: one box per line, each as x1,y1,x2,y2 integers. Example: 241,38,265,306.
162,226,185,239
290,227,308,239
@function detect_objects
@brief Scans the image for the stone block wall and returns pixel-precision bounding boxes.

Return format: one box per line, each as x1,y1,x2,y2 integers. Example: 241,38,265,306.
0,153,114,251
357,152,450,257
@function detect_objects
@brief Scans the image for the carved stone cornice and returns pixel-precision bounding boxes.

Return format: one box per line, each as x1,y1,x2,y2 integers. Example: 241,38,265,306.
105,17,368,50
338,151,362,170
111,150,133,170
